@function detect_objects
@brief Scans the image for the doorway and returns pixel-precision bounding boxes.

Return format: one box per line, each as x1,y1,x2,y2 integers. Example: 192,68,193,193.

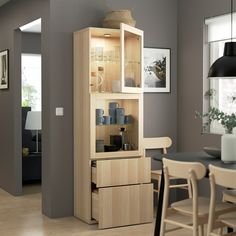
20,19,42,193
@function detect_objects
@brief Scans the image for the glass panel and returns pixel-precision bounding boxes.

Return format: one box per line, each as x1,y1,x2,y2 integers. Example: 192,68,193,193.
90,32,121,93
124,31,141,88
95,99,139,153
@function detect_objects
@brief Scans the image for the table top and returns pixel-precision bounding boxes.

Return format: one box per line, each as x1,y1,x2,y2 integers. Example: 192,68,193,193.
153,151,236,170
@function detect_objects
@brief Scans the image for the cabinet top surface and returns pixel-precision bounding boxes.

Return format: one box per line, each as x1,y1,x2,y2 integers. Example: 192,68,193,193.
74,24,143,37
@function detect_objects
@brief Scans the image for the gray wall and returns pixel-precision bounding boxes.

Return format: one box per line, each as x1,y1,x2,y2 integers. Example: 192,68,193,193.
0,0,178,218
177,0,231,152
22,33,41,54
46,0,178,217
0,0,49,196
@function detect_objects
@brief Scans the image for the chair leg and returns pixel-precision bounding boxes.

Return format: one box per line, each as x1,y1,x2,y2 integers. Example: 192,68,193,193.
193,230,198,236
160,222,166,236
187,179,192,198
198,225,204,236
217,227,223,235
157,175,162,198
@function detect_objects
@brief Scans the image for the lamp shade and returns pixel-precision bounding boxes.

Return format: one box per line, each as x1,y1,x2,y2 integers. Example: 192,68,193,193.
208,42,236,78
25,111,42,130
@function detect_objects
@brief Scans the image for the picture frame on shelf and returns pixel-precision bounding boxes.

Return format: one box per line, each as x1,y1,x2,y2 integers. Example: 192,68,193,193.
143,47,170,93
0,49,9,90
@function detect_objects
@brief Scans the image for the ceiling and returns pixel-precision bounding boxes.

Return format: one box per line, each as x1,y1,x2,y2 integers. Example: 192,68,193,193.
0,0,41,33
20,18,41,33
0,0,10,7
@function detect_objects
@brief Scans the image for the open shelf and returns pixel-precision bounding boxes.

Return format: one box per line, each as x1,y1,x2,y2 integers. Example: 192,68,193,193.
90,93,143,158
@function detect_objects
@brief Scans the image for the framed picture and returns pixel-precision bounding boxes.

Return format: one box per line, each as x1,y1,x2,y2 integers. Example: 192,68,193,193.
144,47,170,93
0,49,9,90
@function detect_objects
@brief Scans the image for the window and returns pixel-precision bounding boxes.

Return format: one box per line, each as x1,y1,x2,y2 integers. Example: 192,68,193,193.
21,54,41,111
205,14,236,133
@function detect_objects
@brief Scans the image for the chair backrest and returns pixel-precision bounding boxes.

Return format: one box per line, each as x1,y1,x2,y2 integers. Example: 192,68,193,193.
163,158,206,180
143,137,172,155
209,164,236,189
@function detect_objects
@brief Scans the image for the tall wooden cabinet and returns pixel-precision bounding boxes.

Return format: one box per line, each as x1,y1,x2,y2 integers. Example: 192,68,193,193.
74,23,153,229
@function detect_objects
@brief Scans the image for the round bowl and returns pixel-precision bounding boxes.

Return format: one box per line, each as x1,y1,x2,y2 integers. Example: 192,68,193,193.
203,146,221,158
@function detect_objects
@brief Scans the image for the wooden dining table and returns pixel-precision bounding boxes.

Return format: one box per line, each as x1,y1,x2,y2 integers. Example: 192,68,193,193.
152,151,236,236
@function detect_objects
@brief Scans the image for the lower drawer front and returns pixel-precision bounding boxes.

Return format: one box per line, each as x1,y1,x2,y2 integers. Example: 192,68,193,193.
92,184,153,229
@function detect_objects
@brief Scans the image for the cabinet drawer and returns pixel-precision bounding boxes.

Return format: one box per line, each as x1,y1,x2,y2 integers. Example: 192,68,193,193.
92,157,151,187
92,184,153,229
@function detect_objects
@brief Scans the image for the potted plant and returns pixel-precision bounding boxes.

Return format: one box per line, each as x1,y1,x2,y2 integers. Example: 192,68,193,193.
195,88,236,134
195,107,236,134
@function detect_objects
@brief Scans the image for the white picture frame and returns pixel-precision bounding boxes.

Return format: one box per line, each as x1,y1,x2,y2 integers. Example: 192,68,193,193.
0,49,9,90
144,47,170,93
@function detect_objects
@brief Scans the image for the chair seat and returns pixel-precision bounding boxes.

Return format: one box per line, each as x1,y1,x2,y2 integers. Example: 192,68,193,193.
171,197,210,216
165,209,194,225
172,197,235,217
223,190,236,203
219,211,236,228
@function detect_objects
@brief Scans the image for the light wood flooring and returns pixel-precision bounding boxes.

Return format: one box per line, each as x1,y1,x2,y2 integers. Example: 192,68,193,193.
0,185,193,236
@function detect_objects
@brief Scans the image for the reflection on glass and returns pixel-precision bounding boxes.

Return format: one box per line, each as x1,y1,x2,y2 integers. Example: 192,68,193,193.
124,31,141,88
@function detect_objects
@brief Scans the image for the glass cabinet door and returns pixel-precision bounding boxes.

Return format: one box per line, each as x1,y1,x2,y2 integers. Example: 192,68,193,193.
121,23,143,93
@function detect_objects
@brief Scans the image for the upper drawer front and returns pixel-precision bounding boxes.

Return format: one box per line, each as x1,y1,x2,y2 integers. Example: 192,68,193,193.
92,157,151,187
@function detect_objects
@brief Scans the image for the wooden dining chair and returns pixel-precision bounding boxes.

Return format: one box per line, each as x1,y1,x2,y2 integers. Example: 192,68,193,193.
160,158,209,236
160,158,210,236
207,165,236,236
143,137,191,197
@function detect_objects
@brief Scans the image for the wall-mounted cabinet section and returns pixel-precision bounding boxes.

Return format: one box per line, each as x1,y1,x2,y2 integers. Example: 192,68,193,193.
91,93,143,159
74,23,143,94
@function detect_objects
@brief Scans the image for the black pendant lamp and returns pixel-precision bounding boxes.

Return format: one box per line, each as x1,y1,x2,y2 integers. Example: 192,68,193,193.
208,0,236,78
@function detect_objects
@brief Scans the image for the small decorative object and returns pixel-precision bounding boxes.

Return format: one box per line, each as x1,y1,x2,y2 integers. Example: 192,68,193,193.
111,80,121,93
22,147,29,157
116,107,125,124
102,10,136,29
104,144,120,152
110,135,122,149
0,49,9,90
103,115,111,125
144,47,170,93
203,146,221,158
96,140,104,152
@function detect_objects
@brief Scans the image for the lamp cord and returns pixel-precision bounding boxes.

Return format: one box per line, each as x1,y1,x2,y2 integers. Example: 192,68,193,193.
231,0,233,41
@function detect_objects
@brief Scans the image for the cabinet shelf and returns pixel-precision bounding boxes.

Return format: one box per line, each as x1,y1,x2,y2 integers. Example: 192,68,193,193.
91,150,141,160
96,124,132,127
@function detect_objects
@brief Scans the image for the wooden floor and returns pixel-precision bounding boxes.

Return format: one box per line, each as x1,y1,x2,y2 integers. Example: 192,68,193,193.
0,185,193,236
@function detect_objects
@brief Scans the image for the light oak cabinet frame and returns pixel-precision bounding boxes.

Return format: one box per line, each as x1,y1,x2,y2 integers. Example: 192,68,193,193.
74,24,152,229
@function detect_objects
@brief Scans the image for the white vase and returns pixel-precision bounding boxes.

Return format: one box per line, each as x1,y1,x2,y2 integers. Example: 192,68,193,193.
221,134,236,163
